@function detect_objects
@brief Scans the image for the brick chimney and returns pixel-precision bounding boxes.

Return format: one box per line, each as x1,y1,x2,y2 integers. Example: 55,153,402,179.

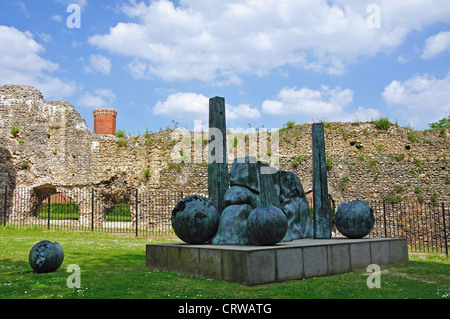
93,109,117,135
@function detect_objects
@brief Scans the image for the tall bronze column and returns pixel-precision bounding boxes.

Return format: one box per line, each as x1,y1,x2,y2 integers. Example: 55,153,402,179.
208,97,229,215
312,123,331,238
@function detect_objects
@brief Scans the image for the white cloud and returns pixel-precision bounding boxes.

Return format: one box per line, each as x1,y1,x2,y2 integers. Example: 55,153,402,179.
51,15,63,23
152,92,260,121
94,88,116,100
56,0,88,9
352,107,382,123
421,31,450,59
126,60,148,79
88,0,450,83
14,1,29,17
382,73,450,128
85,54,111,75
0,25,77,99
77,88,116,108
261,85,379,123
78,92,106,108
227,104,261,120
38,32,52,43
0,26,57,74
153,92,208,120
37,76,78,100
397,55,409,64
262,86,351,116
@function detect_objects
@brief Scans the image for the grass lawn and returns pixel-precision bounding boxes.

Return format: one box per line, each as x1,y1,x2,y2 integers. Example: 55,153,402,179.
0,226,449,300
39,203,80,220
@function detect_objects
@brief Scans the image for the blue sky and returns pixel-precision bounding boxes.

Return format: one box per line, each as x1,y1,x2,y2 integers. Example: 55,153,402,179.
1,0,450,134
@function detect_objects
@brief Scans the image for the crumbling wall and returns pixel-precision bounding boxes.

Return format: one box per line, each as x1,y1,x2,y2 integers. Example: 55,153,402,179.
0,85,448,206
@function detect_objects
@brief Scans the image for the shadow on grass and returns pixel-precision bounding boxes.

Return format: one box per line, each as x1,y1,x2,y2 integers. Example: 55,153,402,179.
0,259,32,274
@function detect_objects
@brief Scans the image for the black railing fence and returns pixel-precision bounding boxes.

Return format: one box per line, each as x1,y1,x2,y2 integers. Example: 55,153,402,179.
0,186,187,237
332,199,448,256
0,186,448,255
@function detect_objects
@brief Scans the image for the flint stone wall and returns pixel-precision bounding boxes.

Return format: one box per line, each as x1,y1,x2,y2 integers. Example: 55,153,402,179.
0,85,448,208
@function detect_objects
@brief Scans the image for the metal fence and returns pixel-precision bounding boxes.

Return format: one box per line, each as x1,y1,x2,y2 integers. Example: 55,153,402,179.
0,186,185,237
332,200,448,256
0,186,448,255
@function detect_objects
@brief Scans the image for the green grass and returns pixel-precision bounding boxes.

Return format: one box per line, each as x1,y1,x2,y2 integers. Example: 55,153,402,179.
39,203,80,220
0,227,449,299
10,125,20,137
117,138,127,147
116,129,125,138
105,203,132,222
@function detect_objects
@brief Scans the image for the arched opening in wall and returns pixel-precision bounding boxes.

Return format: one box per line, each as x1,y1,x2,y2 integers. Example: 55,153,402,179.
39,192,79,221
105,203,131,222
36,186,80,220
96,190,133,230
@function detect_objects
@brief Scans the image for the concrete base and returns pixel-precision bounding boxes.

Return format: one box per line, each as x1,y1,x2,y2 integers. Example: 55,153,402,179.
146,237,408,286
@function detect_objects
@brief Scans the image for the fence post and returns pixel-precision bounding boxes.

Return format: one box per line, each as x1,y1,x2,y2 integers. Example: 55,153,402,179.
383,200,387,238
383,199,387,238
442,202,448,257
91,188,94,232
3,185,7,227
135,189,138,237
47,187,51,230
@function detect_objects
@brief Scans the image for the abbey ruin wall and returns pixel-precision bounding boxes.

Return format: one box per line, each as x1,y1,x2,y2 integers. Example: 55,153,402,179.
0,85,448,207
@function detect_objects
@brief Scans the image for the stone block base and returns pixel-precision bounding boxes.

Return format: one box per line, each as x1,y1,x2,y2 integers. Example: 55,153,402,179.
146,237,408,286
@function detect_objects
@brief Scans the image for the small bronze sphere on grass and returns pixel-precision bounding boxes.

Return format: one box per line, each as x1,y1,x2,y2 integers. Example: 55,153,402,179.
29,240,64,273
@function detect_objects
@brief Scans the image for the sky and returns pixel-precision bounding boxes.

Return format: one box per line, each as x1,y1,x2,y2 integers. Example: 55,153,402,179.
0,0,450,134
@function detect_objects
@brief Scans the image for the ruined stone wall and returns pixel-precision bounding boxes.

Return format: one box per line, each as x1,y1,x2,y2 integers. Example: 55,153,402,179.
279,122,449,204
0,85,448,206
